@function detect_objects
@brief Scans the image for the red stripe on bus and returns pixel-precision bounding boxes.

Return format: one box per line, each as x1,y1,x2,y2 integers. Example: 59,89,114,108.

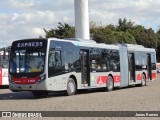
146,74,148,79
97,75,121,84
152,73,157,79
0,68,2,85
97,76,107,84
113,75,121,83
12,76,40,84
137,74,142,81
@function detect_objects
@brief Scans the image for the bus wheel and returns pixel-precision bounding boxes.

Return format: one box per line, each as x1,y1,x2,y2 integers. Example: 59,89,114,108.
141,74,146,87
106,76,114,92
66,78,76,96
32,91,48,98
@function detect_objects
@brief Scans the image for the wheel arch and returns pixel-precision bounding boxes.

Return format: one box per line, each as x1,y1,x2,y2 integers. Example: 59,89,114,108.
141,72,147,86
108,74,114,85
106,74,114,91
142,72,146,80
69,75,77,89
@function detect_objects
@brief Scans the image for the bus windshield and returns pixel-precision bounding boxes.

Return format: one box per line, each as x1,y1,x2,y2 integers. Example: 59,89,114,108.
10,48,45,74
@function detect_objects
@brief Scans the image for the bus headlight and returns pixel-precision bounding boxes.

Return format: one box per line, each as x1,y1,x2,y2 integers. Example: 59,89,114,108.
9,76,15,84
37,75,46,84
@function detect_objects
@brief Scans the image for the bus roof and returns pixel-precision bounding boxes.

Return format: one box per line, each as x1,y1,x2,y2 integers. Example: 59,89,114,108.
12,38,155,52
116,44,155,52
48,38,119,49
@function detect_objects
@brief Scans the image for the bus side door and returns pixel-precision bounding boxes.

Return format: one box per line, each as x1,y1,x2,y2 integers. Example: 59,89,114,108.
80,50,90,86
147,54,152,80
129,53,136,82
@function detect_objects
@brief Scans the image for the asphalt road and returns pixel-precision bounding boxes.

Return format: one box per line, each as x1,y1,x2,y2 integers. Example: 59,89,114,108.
0,74,160,119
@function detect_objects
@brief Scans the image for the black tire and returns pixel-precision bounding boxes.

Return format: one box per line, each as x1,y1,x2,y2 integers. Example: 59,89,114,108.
106,76,114,92
32,91,48,98
141,74,146,87
66,78,76,96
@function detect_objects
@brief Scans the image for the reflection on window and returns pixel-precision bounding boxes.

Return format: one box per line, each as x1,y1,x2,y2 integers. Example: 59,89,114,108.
151,53,156,70
49,49,56,67
90,48,120,72
48,48,64,77
10,49,45,73
49,49,62,68
151,53,156,63
135,53,147,70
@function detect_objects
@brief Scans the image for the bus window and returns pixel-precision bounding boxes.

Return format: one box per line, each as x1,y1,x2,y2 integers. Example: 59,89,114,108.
151,53,156,70
10,49,45,73
55,51,62,67
48,48,63,77
49,49,62,67
110,50,120,71
49,48,56,67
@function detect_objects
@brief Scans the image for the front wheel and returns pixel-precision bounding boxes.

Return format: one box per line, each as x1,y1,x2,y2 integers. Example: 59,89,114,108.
141,74,146,87
106,76,114,92
66,78,76,96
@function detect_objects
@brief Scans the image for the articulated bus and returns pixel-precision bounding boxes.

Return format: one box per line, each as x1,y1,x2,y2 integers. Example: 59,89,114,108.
0,47,10,86
9,38,157,97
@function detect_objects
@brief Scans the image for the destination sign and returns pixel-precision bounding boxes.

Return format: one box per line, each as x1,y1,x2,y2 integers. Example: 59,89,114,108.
17,42,43,48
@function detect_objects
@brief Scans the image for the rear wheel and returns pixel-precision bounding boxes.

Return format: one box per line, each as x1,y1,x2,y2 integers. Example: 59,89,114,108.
141,74,146,87
32,91,48,98
66,78,76,96
106,76,114,92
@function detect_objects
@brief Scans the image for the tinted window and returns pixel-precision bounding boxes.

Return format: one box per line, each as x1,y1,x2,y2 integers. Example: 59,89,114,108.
135,52,147,70
10,49,45,73
151,53,156,70
90,48,120,72
110,50,120,71
48,48,64,77
64,47,78,72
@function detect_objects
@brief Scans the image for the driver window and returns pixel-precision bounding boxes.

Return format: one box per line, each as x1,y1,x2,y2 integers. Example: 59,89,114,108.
49,49,62,68
55,51,62,67
49,48,56,67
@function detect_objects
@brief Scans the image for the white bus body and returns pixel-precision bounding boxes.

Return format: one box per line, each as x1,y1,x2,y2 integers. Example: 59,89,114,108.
9,38,157,96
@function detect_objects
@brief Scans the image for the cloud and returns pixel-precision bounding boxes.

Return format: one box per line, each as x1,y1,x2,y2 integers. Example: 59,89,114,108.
0,0,160,46
9,0,35,9
0,10,57,46
89,0,160,29
31,27,45,37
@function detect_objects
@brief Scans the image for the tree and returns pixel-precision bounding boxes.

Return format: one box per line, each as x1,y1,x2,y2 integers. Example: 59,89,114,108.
90,24,118,44
90,22,136,44
156,29,160,62
113,31,136,44
43,21,157,48
43,21,159,61
44,22,75,39
117,18,135,31
130,25,158,48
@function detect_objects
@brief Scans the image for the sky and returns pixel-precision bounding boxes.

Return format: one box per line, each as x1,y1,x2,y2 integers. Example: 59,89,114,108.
0,0,160,47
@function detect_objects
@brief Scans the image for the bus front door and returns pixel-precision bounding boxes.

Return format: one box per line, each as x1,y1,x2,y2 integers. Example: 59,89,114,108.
129,53,136,82
80,50,90,86
147,54,152,80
